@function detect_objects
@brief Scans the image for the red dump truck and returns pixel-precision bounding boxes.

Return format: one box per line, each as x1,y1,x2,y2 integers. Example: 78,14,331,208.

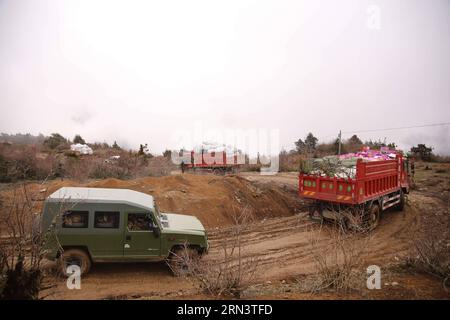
299,152,412,230
183,150,245,175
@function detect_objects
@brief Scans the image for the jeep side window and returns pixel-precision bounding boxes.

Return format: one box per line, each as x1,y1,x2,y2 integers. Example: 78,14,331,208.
128,213,153,231
94,212,120,229
62,211,89,228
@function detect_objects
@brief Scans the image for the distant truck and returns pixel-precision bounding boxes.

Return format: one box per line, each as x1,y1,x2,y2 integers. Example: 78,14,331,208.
299,152,412,231
183,150,245,175
41,187,209,275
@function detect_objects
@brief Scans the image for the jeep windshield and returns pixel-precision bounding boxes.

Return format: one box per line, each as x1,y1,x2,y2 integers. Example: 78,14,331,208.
153,202,168,228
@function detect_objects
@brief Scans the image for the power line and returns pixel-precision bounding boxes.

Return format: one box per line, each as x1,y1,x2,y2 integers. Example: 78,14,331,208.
341,122,450,135
298,122,449,145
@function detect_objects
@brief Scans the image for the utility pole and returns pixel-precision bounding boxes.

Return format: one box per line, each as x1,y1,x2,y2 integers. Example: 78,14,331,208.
338,130,342,155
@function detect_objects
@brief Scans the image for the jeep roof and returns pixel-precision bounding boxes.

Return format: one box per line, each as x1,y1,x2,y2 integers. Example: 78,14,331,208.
46,187,155,211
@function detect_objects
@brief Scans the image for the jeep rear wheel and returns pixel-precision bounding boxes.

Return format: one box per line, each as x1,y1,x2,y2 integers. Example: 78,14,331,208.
58,249,92,276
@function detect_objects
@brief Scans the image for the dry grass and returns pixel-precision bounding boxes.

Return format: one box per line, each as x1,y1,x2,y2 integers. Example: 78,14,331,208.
301,225,371,293
0,181,71,299
404,219,450,293
167,206,259,298
0,183,48,299
0,142,177,183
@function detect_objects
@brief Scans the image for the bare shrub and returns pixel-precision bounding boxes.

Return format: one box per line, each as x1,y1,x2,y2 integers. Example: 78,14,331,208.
1,142,176,182
88,162,128,179
305,225,370,293
146,156,177,177
430,155,450,163
405,216,450,292
167,207,259,298
0,144,55,182
279,151,303,172
0,182,64,299
241,164,261,172
63,157,89,181
0,184,46,299
87,153,168,179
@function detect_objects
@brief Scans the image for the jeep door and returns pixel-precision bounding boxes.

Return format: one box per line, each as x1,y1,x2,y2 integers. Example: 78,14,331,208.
124,212,161,259
88,210,124,260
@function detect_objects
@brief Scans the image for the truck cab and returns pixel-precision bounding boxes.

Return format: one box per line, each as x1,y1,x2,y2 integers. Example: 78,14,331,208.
41,187,208,275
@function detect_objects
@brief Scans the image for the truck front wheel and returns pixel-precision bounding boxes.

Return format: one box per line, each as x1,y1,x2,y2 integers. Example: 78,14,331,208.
58,248,92,276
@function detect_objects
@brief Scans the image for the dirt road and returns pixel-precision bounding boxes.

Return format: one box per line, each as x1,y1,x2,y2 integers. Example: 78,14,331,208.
40,171,446,300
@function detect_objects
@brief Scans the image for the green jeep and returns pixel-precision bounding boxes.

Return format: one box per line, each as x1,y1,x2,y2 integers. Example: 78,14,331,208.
41,187,208,275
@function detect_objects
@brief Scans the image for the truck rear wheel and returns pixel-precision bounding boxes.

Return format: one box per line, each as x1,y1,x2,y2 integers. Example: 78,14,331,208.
58,249,92,276
364,203,381,231
308,204,323,223
397,190,405,211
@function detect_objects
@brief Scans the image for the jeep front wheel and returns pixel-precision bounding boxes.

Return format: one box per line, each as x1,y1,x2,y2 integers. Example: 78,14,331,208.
167,247,199,276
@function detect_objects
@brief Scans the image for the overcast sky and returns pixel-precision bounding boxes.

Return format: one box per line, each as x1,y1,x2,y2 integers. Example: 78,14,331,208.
0,0,449,155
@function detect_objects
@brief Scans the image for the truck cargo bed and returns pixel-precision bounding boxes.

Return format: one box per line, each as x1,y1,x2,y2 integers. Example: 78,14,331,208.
299,156,409,205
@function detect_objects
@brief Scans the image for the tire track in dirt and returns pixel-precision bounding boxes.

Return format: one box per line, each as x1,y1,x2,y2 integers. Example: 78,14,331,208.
204,173,421,281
